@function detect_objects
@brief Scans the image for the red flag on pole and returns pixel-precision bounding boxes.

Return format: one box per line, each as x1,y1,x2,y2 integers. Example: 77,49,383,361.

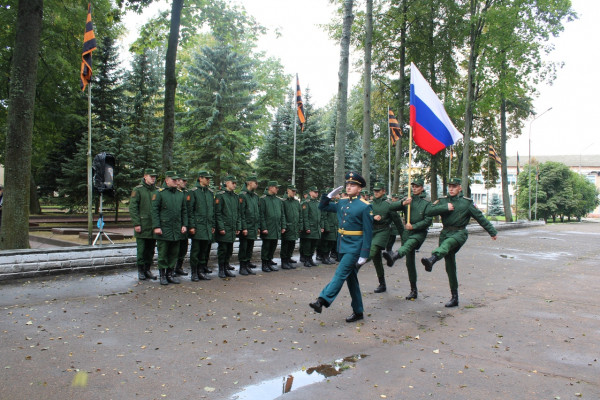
80,3,97,91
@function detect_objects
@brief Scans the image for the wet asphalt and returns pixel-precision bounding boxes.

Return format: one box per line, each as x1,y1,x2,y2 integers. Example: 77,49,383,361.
1,222,599,400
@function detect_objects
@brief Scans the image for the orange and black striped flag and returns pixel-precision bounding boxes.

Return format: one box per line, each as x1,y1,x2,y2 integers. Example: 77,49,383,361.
296,74,306,131
80,3,97,91
488,144,502,166
389,109,401,146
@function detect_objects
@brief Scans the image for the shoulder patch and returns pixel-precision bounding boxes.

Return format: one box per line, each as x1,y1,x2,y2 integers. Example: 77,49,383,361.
191,187,198,191
360,198,370,205
239,198,243,204
151,193,157,201
186,195,191,201
215,198,220,204
158,188,165,192
302,204,307,209
131,190,136,198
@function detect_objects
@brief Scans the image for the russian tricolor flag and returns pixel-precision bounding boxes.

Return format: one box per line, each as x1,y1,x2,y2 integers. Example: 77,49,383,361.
410,63,462,155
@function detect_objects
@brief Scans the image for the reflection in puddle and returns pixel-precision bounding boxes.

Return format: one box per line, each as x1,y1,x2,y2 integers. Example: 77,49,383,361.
231,354,368,399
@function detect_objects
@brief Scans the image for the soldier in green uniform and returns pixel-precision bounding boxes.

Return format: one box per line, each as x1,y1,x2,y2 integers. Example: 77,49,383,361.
187,170,214,282
317,188,338,265
130,168,159,281
300,186,322,267
386,193,401,252
423,178,498,307
151,171,188,285
238,175,259,276
281,184,301,269
259,181,286,272
383,179,432,300
368,182,406,293
215,175,241,278
175,176,190,276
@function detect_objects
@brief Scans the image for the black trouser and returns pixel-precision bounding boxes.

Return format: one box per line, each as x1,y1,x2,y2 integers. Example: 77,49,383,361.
261,238,278,261
135,238,156,266
280,239,296,259
238,236,255,262
217,241,234,265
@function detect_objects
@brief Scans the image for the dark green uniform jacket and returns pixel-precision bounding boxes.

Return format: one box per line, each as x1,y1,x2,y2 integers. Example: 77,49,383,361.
370,195,404,248
215,189,241,243
188,183,215,241
399,193,432,246
130,179,156,239
282,196,302,241
426,194,497,236
259,194,286,240
240,187,260,240
300,198,322,239
151,186,188,241
321,200,338,241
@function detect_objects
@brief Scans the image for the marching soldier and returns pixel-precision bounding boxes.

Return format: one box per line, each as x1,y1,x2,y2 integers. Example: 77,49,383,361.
422,178,497,307
259,181,286,272
300,186,322,267
238,175,260,276
151,171,188,285
383,179,432,300
310,172,373,323
281,184,301,269
175,176,190,276
215,175,241,278
130,168,158,281
368,182,405,293
386,193,401,252
188,170,214,281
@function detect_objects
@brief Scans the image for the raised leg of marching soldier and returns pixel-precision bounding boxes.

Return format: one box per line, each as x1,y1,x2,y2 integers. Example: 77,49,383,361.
217,241,236,278
156,240,180,285
175,238,189,276
238,236,256,275
189,239,211,281
369,244,386,293
136,238,157,280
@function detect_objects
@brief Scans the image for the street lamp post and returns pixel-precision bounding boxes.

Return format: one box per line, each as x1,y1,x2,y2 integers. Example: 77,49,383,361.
528,107,552,220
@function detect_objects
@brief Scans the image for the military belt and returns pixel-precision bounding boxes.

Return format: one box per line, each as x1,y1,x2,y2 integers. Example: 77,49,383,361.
338,229,363,236
443,225,466,231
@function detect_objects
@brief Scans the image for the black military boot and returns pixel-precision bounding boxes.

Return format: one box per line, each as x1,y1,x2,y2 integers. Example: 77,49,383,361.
174,260,188,276
269,260,279,271
190,265,200,282
224,264,236,278
299,255,306,263
202,264,213,274
309,297,327,314
421,254,441,272
159,269,168,285
137,265,146,280
382,250,402,267
244,261,256,275
144,264,158,280
281,258,292,270
289,257,298,264
315,252,324,262
269,260,278,266
345,312,364,323
239,261,249,276
406,282,418,300
323,255,335,265
248,261,259,269
308,257,318,267
303,259,313,268
226,264,235,271
330,250,338,261
374,276,387,293
445,289,459,307
261,260,272,272
218,264,227,279
166,268,180,284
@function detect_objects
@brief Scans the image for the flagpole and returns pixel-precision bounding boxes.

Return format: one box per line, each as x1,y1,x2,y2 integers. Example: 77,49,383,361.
292,96,297,186
407,125,413,223
387,107,391,193
448,146,452,181
87,82,93,245
486,145,490,215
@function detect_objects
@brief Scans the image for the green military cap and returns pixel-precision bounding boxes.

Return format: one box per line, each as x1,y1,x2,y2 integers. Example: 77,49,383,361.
287,184,298,191
144,168,158,176
308,186,318,192
165,170,180,179
180,175,189,181
246,175,258,182
392,193,400,198
197,170,212,178
372,182,386,191
223,175,237,183
411,178,424,186
267,180,280,187
448,177,462,185
361,188,369,194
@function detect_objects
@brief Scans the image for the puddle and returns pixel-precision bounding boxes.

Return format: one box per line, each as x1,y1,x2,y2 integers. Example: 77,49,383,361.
231,354,368,399
499,254,514,259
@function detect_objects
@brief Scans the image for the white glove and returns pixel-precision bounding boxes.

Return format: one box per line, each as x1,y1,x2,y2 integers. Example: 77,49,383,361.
328,185,344,198
357,257,367,266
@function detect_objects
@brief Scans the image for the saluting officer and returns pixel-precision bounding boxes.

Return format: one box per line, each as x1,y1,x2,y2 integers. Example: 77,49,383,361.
259,180,286,272
188,170,214,281
423,178,497,307
280,184,301,269
383,179,432,300
151,171,188,285
310,172,373,323
238,175,260,276
300,186,322,267
130,168,159,281
215,175,241,278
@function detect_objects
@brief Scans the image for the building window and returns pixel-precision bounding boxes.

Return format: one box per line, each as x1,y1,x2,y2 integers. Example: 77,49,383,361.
586,174,596,184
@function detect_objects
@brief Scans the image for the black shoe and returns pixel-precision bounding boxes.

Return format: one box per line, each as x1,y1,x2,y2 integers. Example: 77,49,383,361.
191,266,200,282
137,265,146,280
289,258,298,264
382,250,399,267
445,290,459,307
144,265,158,280
248,262,259,269
224,266,236,277
269,260,277,266
218,264,226,279
374,276,386,293
315,253,324,262
174,260,188,276
309,258,318,267
269,260,279,271
309,297,326,314
226,264,235,271
198,271,211,280
239,262,249,276
261,261,272,272
303,260,313,268
159,269,168,285
166,268,180,284
202,265,213,274
281,259,292,270
421,255,440,272
406,283,418,300
345,312,364,323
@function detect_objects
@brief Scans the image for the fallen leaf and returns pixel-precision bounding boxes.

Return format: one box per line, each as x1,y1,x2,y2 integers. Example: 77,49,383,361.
433,349,439,354
204,387,215,392
71,371,88,387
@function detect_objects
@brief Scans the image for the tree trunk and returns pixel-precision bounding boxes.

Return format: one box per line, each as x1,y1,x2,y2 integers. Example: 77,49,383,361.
392,0,408,194
0,0,43,250
499,95,513,222
162,0,184,172
333,0,354,187
361,0,373,189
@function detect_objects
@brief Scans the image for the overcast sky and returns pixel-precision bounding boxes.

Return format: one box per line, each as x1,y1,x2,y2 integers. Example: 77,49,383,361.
122,0,599,157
